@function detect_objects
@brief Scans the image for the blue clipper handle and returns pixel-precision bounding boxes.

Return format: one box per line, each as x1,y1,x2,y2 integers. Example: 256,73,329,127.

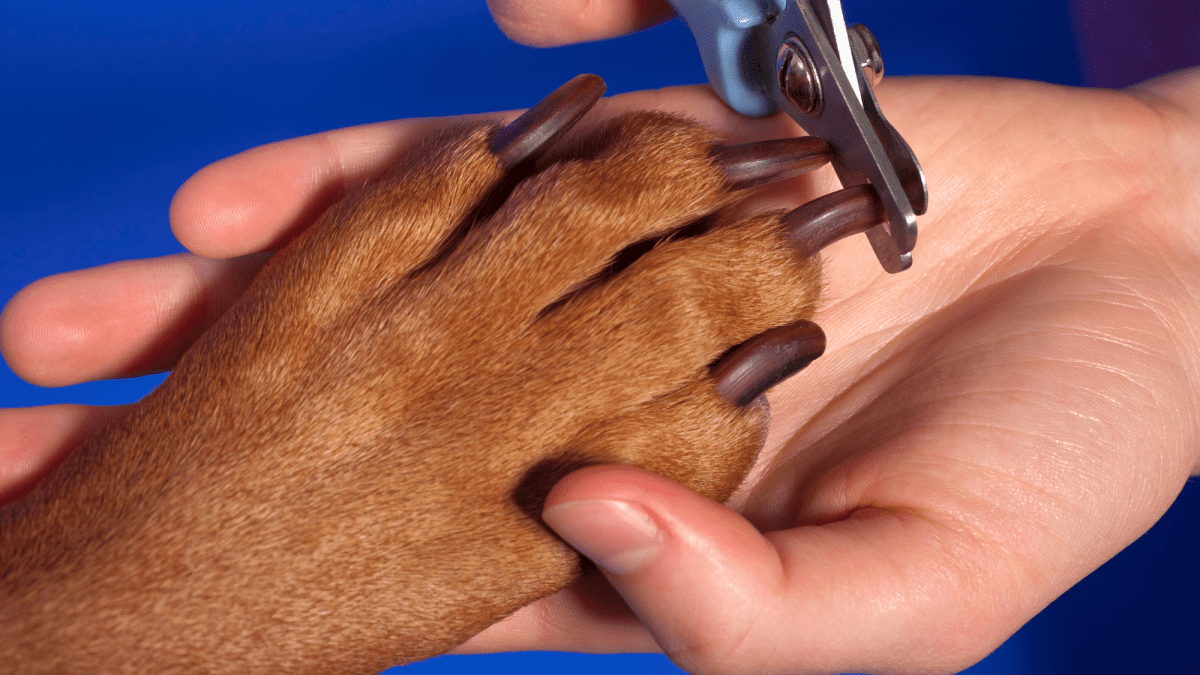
667,0,786,117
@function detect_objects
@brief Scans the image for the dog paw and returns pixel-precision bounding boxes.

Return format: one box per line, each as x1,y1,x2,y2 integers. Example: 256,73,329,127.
1,75,887,673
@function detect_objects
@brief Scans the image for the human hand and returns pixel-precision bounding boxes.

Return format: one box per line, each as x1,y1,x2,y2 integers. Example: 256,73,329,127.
4,19,1199,675
0,87,806,503
472,74,1200,675
446,7,1200,673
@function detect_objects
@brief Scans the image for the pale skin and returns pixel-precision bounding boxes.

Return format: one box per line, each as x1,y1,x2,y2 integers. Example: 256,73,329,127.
2,0,1200,672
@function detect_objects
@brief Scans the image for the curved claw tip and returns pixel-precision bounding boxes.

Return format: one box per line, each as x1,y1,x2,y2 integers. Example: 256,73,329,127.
489,74,607,170
712,320,826,407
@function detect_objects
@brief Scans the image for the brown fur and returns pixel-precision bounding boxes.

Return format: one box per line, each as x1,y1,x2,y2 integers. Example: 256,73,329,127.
0,111,821,673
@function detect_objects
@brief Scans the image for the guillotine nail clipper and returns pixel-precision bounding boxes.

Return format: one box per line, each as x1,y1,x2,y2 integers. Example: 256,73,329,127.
667,0,928,272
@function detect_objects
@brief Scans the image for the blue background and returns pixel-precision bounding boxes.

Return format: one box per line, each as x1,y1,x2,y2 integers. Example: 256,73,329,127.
1,1,1195,673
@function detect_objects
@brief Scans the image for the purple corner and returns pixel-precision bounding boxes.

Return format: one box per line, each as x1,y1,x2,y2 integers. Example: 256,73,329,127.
1072,0,1200,88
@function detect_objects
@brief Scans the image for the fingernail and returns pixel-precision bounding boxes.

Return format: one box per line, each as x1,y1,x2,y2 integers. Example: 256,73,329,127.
489,73,607,170
712,136,831,191
542,499,664,575
784,184,886,258
712,320,826,407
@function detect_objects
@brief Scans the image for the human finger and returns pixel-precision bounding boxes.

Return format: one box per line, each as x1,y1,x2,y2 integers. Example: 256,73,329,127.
486,0,675,47
540,465,1036,675
10,86,803,391
0,404,130,504
0,253,265,387
169,118,459,259
168,85,811,260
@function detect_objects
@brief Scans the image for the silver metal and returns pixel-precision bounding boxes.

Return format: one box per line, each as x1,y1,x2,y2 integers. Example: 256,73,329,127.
809,0,861,103
777,37,822,115
762,0,923,272
847,24,927,216
849,23,884,89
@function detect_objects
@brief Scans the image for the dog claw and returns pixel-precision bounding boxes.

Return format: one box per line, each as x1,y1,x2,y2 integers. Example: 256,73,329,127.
713,137,831,191
784,184,887,258
489,73,607,170
712,320,826,407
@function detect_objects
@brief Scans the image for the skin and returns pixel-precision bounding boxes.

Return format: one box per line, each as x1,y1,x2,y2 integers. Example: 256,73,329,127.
3,1,1199,672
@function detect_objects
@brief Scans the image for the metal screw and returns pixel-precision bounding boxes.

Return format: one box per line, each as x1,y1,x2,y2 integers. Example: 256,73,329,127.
777,36,822,116
849,24,884,89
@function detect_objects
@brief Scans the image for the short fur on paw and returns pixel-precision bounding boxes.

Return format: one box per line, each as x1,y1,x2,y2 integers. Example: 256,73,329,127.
0,75,883,674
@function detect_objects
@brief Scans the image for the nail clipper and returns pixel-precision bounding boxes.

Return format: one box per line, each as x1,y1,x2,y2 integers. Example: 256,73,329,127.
667,0,928,272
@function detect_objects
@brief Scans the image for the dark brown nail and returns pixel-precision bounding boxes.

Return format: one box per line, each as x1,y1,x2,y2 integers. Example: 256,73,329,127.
712,137,832,191
712,320,826,407
489,74,607,170
784,184,887,258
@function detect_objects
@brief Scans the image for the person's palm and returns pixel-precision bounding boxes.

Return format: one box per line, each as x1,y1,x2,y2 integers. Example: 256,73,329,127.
460,74,1200,672
732,73,1199,668
3,72,1198,674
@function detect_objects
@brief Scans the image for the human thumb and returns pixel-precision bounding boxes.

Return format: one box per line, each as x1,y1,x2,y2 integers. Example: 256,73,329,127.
542,459,1035,675
541,464,787,675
